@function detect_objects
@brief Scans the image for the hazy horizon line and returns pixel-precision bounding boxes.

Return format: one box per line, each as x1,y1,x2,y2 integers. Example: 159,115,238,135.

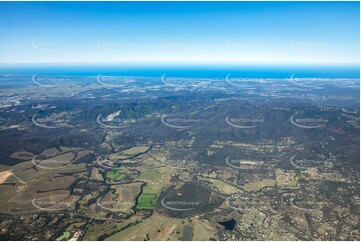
0,61,359,67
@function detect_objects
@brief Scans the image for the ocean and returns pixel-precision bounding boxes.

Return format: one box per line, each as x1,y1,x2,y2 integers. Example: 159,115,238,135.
0,63,359,78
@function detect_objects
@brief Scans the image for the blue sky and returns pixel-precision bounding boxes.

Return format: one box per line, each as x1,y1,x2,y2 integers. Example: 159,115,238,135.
0,1,359,64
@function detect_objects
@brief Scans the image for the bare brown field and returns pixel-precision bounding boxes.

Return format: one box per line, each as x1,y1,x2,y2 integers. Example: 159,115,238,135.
0,170,13,184
105,213,184,241
99,182,142,213
0,147,88,216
